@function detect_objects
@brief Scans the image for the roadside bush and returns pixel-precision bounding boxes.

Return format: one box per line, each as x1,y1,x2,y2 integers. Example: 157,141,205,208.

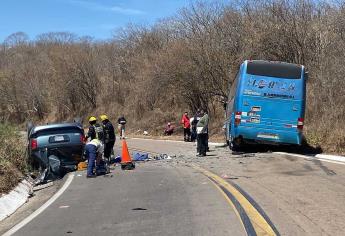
0,124,26,194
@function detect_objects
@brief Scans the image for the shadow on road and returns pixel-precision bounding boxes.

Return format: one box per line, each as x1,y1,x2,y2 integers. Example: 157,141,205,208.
232,140,323,156
229,141,338,176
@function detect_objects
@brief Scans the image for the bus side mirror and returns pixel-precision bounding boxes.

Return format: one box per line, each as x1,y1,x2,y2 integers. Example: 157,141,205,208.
223,102,227,110
304,71,309,80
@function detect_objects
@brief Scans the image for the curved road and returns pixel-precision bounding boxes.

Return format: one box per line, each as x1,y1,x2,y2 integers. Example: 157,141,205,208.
6,141,246,236
4,137,345,236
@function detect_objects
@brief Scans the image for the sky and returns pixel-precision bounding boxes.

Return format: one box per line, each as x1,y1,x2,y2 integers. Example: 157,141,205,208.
0,0,217,42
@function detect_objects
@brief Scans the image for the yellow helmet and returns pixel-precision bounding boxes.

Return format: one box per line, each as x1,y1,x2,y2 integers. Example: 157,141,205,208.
100,114,108,121
89,116,97,122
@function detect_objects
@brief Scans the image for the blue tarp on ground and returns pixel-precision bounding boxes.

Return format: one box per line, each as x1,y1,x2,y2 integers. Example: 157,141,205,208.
110,152,149,163
132,152,149,161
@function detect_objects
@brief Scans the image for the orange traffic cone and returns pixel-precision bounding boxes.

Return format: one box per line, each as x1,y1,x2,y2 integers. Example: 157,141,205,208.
121,140,135,170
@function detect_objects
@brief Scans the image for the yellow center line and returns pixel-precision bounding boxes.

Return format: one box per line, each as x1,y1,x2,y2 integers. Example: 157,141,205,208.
208,176,247,233
191,164,277,236
121,143,277,236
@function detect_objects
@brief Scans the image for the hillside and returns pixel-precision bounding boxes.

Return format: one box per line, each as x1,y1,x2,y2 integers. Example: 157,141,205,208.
0,0,344,154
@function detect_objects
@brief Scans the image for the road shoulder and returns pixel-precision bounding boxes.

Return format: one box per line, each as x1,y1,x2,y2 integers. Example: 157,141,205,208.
0,177,66,235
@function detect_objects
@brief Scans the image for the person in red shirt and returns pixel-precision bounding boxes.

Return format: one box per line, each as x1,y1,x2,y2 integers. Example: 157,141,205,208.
181,112,191,141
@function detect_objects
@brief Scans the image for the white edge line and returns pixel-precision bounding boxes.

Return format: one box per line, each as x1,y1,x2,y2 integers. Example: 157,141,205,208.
130,137,224,146
2,173,75,236
208,142,225,146
130,137,186,143
274,152,345,166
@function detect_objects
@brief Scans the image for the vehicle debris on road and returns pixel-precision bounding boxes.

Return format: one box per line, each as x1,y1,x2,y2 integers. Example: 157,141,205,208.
32,182,54,192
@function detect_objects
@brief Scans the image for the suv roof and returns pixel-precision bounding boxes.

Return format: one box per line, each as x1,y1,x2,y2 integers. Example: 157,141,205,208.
30,123,83,136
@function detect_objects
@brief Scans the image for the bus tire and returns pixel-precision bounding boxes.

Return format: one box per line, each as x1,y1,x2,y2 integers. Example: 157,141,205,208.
230,142,240,152
226,139,229,145
229,137,241,152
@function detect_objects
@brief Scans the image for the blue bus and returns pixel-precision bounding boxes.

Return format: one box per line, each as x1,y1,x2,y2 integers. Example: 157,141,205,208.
224,60,307,151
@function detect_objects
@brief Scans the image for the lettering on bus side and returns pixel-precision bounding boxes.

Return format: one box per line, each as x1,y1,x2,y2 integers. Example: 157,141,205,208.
247,78,296,91
247,79,257,87
263,93,295,99
258,80,267,89
268,81,276,88
244,89,261,96
288,83,296,91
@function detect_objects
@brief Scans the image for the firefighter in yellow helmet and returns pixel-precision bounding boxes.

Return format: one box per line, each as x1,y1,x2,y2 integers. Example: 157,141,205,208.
100,114,115,162
86,116,104,142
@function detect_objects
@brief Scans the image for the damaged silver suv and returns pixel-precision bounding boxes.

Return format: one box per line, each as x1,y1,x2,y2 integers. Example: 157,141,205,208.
27,122,85,183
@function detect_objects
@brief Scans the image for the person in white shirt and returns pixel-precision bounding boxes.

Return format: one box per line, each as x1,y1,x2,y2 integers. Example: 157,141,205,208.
85,138,104,178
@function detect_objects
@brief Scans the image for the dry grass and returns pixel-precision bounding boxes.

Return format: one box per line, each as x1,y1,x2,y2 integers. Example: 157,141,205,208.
304,123,345,156
0,124,26,194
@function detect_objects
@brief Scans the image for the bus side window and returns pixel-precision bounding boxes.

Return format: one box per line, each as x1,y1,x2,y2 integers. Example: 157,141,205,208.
229,72,239,100
226,71,239,117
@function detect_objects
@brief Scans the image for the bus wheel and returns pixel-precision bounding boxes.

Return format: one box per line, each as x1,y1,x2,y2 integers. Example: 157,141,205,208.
226,139,229,145
229,137,242,152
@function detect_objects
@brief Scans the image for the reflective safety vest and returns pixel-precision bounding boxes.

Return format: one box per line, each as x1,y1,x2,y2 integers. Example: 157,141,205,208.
93,123,104,142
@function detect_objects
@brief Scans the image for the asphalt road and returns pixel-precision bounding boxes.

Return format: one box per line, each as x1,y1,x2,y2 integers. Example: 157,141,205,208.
7,142,245,236
123,138,345,235
3,137,345,236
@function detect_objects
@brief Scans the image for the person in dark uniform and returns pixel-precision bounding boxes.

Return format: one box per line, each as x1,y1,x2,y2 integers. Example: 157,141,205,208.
86,116,98,140
86,116,104,142
100,114,116,162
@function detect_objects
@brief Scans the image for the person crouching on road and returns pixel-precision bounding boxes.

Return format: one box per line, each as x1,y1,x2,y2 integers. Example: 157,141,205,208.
164,122,174,135
181,112,191,142
196,109,209,157
85,138,103,178
100,114,116,162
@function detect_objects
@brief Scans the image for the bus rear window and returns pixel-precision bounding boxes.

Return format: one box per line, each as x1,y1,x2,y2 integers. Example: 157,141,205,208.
247,61,302,79
32,127,82,138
